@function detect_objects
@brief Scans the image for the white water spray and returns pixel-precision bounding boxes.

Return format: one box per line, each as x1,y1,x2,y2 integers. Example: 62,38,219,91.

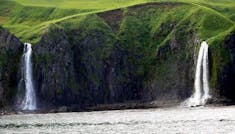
183,41,211,107
19,43,37,110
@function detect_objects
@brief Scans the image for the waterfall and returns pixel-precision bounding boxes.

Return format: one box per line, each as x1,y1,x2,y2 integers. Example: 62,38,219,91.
183,41,211,107
18,43,37,110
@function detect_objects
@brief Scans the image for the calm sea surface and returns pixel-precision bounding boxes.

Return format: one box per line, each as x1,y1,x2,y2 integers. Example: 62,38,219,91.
0,106,235,133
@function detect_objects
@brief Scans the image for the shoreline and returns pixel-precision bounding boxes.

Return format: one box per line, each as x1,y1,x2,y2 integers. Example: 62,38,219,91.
1,99,234,115
0,101,180,115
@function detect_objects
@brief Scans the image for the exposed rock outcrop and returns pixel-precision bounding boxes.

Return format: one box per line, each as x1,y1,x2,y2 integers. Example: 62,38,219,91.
34,26,77,107
0,27,22,107
31,4,235,110
1,3,235,111
33,20,141,110
219,33,235,102
142,30,199,103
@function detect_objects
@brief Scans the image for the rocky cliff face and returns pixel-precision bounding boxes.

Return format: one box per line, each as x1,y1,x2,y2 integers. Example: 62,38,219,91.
32,3,202,109
142,31,199,102
0,3,235,110
22,3,235,109
33,27,76,107
219,33,235,102
0,27,22,107
33,24,139,109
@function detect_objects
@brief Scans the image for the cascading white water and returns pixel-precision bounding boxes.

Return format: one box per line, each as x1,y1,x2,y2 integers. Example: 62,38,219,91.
183,41,211,107
19,43,37,110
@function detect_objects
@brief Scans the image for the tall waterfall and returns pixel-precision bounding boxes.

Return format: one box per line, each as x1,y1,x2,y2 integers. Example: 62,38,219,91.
18,43,37,110
183,41,211,107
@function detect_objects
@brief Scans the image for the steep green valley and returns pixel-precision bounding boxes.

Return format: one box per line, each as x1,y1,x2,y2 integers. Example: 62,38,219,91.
0,0,235,111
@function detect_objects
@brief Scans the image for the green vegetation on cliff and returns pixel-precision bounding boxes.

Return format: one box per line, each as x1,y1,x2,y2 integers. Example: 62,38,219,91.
0,0,235,106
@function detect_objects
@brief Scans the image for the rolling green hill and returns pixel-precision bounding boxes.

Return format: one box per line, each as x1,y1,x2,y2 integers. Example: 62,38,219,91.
0,0,234,43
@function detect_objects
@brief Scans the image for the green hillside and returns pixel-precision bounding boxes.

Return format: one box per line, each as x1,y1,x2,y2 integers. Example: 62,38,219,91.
0,0,234,43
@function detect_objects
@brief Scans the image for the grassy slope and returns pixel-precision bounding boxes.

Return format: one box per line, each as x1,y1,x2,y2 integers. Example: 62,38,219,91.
12,0,235,22
0,0,234,43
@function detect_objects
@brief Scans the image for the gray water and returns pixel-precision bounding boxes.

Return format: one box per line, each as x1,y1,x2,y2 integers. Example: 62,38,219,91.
0,106,235,133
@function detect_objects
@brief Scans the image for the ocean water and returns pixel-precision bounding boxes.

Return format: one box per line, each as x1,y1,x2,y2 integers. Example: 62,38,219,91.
0,106,235,134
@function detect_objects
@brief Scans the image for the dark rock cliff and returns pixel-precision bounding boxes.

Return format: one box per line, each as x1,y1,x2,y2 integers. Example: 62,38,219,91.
33,23,139,110
33,27,77,107
219,33,235,102
32,4,201,109
142,31,199,102
1,3,235,111
27,4,235,109
0,27,22,107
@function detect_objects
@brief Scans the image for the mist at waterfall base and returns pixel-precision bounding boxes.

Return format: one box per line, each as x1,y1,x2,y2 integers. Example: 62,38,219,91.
16,43,37,111
182,41,211,107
